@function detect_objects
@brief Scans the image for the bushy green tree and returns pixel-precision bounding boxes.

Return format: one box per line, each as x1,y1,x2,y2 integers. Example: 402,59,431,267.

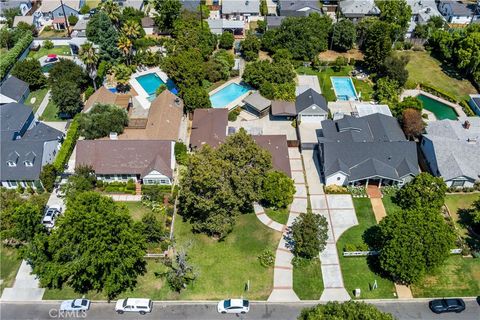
332,19,356,52
25,192,147,300
291,212,329,259
161,49,205,92
86,11,120,60
174,142,188,165
299,301,395,320
376,0,412,40
48,59,88,89
78,104,129,139
153,0,182,31
11,58,47,90
362,20,392,72
142,211,165,243
261,171,295,208
2,7,21,27
392,96,423,117
13,202,46,242
61,166,97,202
39,164,57,193
374,78,399,104
219,31,234,49
51,81,82,117
121,7,145,23
172,11,217,58
182,86,211,113
394,173,447,210
241,33,261,61
380,55,409,88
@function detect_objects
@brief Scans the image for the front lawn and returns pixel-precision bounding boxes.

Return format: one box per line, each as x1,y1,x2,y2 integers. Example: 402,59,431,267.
265,207,289,225
28,45,71,60
39,100,61,121
24,88,48,113
293,258,323,300
382,196,400,216
0,246,21,294
397,51,477,102
296,66,374,102
336,198,397,299
445,193,479,222
411,255,480,297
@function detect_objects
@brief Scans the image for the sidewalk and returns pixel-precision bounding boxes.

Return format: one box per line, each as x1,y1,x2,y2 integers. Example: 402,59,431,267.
1,261,44,301
34,90,50,120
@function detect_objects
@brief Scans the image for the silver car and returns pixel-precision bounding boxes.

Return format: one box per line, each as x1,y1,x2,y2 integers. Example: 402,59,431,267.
42,206,61,229
59,299,91,311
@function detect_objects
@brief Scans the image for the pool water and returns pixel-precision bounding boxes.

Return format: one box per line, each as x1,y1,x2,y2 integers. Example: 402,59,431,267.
135,73,177,100
331,77,358,101
41,63,56,73
210,83,250,108
418,94,458,120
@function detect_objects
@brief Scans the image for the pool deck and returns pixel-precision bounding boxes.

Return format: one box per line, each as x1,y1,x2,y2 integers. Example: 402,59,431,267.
208,77,252,110
331,76,359,102
129,67,169,109
401,89,466,118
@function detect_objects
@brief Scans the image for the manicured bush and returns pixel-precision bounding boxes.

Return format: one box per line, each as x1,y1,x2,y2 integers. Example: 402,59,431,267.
228,107,241,121
344,243,357,252
142,185,172,202
39,164,57,193
258,249,275,267
53,117,80,172
0,32,33,78
174,142,188,165
43,39,54,50
419,83,458,103
68,15,78,26
460,100,475,116
325,185,349,194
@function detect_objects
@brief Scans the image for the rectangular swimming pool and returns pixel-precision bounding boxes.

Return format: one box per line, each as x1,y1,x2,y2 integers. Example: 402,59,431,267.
418,94,458,120
135,73,178,101
331,77,358,101
209,83,250,108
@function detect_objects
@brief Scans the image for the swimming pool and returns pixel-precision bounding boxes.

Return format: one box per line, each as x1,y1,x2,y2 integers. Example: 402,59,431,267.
331,77,358,101
418,94,458,120
210,83,250,108
41,63,56,73
135,73,177,101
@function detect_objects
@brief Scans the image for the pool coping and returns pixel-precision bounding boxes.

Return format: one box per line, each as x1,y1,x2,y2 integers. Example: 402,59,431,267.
401,89,466,119
330,76,359,102
208,77,252,110
129,67,169,109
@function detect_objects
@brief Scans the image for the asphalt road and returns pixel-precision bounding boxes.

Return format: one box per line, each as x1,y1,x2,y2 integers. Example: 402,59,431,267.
1,300,479,320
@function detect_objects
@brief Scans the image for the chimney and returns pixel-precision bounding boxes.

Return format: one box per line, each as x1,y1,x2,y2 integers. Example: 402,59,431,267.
464,120,471,129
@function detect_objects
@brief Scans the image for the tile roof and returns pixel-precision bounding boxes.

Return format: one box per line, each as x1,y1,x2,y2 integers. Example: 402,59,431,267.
190,108,228,150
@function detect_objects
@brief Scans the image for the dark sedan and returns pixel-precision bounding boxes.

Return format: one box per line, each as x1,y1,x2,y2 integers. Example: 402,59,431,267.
429,298,466,314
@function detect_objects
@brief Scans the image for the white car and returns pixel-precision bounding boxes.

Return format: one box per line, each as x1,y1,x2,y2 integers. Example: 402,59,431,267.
42,205,61,229
217,299,250,314
59,299,91,311
115,298,152,315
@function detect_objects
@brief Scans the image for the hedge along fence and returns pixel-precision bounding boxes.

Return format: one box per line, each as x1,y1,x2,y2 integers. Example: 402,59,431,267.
0,32,33,79
53,117,80,172
460,100,475,116
418,82,459,103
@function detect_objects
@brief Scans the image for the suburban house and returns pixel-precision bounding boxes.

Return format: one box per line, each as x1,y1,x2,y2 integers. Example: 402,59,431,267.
112,0,144,10
1,103,63,189
252,135,292,177
469,94,480,116
328,101,392,120
406,0,443,37
318,113,419,186
190,108,228,150
38,0,84,30
266,16,286,30
339,0,380,20
71,18,88,37
0,76,30,105
118,90,184,141
438,0,480,24
278,0,322,16
141,17,155,35
75,140,175,185
295,88,329,123
271,100,296,119
0,0,32,17
83,86,131,112
421,117,480,188
242,92,272,118
13,15,40,29
206,19,245,36
221,0,260,21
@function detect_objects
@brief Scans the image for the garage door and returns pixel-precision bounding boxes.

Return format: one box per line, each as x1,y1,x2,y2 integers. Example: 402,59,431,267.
300,115,326,123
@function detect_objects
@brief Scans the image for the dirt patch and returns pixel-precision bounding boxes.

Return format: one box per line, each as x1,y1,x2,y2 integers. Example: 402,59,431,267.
318,49,364,62
259,51,273,62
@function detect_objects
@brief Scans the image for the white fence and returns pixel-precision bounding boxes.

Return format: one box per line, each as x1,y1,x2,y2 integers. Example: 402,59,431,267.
343,249,462,257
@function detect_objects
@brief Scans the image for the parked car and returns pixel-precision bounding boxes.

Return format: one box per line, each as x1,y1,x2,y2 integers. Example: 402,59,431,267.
217,299,250,314
59,299,91,311
115,298,152,315
42,205,61,229
429,298,466,314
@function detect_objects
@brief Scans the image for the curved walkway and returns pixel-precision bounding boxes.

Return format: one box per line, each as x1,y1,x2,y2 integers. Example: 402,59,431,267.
253,203,284,232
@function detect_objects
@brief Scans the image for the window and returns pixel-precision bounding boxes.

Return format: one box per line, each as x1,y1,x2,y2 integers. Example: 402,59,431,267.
7,161,16,167
24,161,33,167
451,180,465,187
7,181,17,187
121,175,128,180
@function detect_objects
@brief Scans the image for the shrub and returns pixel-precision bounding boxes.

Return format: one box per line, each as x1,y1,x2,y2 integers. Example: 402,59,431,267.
80,4,90,14
43,26,52,32
291,212,329,259
39,164,57,192
261,170,295,208
460,100,475,116
419,83,458,103
174,142,188,165
43,39,54,49
380,185,400,197
84,86,95,101
142,185,172,202
357,243,369,251
228,107,241,121
53,117,80,172
258,249,275,267
0,32,33,78
325,185,348,194
346,186,367,197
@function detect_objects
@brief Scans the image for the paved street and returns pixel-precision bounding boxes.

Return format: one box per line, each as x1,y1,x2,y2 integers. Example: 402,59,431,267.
1,300,479,320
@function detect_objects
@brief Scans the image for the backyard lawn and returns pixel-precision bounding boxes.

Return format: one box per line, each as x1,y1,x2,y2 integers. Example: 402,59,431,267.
336,198,397,299
297,66,374,102
397,51,477,102
0,246,21,294
24,88,48,113
28,45,71,60
39,100,61,121
293,258,323,300
265,207,289,225
44,213,281,300
86,0,101,7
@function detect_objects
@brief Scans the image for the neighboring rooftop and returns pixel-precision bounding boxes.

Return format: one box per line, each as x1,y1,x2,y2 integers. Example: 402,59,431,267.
222,0,260,14
84,86,131,112
279,0,322,16
243,92,272,113
253,135,292,177
266,16,286,29
12,15,34,27
296,88,328,114
339,0,380,17
72,18,88,31
440,0,477,16
39,0,81,12
0,76,29,104
190,108,228,150
271,100,296,116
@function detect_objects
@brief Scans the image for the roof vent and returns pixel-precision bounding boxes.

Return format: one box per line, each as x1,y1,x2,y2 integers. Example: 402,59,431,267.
109,132,118,140
464,120,471,129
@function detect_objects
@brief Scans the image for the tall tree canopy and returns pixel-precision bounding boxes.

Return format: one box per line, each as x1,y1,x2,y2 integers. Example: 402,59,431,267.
376,0,412,40
299,301,395,320
332,19,357,52
78,104,129,139
394,173,447,210
11,58,46,90
25,192,147,300
153,0,182,31
291,212,328,259
361,19,392,72
86,11,120,60
261,171,295,209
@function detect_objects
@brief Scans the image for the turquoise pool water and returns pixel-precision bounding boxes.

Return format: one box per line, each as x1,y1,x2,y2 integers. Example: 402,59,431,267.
418,94,458,120
331,77,358,101
210,83,250,108
135,73,178,101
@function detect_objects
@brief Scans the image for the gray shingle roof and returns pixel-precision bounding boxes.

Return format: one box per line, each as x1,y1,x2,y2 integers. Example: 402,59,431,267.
295,88,328,114
266,16,286,28
243,92,271,112
279,0,321,16
222,0,260,14
0,76,29,102
0,102,33,139
339,0,380,17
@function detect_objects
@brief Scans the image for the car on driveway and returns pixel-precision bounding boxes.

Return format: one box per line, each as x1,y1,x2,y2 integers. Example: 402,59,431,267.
59,299,90,311
429,298,465,314
217,299,250,314
115,298,152,315
42,205,62,229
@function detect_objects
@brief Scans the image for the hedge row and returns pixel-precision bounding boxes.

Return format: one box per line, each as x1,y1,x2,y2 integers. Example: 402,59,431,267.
460,100,475,116
419,83,458,103
53,117,80,172
0,32,33,79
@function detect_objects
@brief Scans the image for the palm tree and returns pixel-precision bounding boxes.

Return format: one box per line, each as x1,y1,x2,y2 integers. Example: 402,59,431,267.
79,42,99,90
118,36,133,64
122,20,142,40
99,0,121,25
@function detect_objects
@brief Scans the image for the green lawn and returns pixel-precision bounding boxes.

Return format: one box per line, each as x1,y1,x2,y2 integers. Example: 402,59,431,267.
297,66,374,102
382,196,401,216
336,198,397,299
86,0,101,7
24,88,48,113
39,100,61,121
397,51,477,101
0,246,21,294
28,46,71,60
411,255,480,297
293,258,323,300
444,193,480,238
44,213,280,300
265,207,289,225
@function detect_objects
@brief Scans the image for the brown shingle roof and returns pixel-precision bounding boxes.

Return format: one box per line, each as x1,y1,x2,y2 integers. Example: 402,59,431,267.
253,135,291,177
75,140,174,178
84,86,131,112
271,100,297,116
119,90,184,141
190,108,228,149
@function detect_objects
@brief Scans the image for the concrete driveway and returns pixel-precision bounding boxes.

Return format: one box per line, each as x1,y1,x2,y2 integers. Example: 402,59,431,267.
302,149,324,195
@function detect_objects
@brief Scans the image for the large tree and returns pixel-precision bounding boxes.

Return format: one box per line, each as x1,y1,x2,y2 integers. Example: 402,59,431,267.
86,11,120,60
401,108,425,140
78,104,129,139
50,81,82,117
241,33,261,61
218,31,234,50
378,207,455,284
13,202,46,243
98,0,121,25
332,19,356,52
11,58,47,90
376,0,412,40
374,78,399,104
48,59,87,89
290,212,329,259
161,49,205,93
394,173,447,211
153,0,182,31
380,55,409,88
261,171,296,209
25,192,147,300
362,20,392,72
79,42,99,90
182,86,211,113
298,301,395,320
